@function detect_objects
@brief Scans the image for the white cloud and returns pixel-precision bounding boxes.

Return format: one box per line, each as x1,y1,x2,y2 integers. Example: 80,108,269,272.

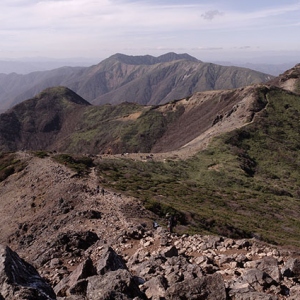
193,47,223,51
0,1,217,33
201,10,224,20
0,0,299,61
2,1,299,32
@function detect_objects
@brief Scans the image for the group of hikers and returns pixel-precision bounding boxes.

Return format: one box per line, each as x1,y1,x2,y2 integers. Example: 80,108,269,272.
153,212,177,233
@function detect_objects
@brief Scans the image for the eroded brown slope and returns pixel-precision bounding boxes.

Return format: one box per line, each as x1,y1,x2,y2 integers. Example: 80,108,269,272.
0,152,152,274
268,63,300,94
151,85,266,154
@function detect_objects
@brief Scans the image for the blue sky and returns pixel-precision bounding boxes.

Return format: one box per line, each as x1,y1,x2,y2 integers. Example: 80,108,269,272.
0,0,300,63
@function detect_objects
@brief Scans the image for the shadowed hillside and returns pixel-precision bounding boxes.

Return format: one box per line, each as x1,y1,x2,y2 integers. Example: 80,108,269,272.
0,86,91,152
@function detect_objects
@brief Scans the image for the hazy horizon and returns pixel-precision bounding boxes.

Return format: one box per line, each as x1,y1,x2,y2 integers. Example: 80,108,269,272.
0,50,299,65
1,0,299,66
0,51,298,76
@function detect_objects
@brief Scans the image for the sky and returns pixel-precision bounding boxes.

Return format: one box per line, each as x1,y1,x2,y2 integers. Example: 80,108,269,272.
1,0,300,64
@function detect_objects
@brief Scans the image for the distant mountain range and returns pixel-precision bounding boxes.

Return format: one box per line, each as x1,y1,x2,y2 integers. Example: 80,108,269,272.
0,63,298,155
1,56,296,76
0,58,96,75
0,52,273,112
213,61,297,76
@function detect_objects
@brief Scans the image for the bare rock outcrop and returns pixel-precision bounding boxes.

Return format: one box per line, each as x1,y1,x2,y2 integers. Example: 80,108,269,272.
96,246,127,275
86,269,145,300
118,230,300,299
0,244,56,300
55,246,145,299
3,225,300,299
52,227,300,299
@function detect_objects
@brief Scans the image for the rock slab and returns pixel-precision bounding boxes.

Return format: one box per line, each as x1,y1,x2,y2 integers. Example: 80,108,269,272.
0,244,56,299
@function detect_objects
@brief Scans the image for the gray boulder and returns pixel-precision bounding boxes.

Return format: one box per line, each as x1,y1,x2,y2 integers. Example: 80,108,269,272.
257,256,281,283
282,258,300,278
54,257,96,297
0,244,56,300
228,268,275,296
53,244,148,299
132,255,166,281
289,285,300,299
57,295,86,300
96,246,127,275
232,291,278,300
160,246,178,258
140,275,168,299
165,272,226,300
86,269,145,300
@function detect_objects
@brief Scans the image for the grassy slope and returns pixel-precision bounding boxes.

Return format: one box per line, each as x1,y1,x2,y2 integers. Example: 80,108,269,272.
64,102,185,154
0,153,26,181
95,86,300,246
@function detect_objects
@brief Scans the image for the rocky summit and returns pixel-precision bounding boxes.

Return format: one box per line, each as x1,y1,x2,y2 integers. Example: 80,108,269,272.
2,227,300,299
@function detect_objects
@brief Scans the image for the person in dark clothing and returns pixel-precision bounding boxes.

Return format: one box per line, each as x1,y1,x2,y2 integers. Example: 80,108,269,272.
166,214,178,233
166,214,173,233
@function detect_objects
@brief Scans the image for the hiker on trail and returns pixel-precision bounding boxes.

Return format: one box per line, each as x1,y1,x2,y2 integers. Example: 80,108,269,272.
173,215,177,227
166,213,173,233
101,188,105,196
166,213,177,233
167,218,172,233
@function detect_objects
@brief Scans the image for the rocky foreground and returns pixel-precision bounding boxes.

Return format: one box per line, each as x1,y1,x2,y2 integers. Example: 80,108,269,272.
1,153,300,299
1,225,300,299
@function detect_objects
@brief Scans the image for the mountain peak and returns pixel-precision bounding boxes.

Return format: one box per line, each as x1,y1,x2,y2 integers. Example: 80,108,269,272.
106,52,199,65
156,52,200,63
35,86,91,106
